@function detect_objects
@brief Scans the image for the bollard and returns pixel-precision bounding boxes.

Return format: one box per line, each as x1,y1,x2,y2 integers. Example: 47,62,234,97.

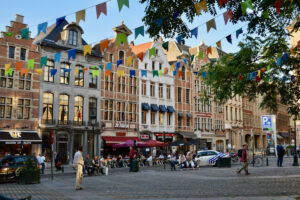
266,157,269,166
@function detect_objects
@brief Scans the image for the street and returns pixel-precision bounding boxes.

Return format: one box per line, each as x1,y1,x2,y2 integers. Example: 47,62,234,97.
1,157,300,200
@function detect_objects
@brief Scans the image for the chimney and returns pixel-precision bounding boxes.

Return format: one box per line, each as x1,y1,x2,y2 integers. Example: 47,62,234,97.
130,41,135,47
15,14,24,23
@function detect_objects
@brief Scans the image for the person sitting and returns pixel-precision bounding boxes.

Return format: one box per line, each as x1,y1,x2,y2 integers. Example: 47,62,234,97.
117,154,123,168
170,154,177,171
146,154,153,166
186,152,195,169
179,153,186,169
158,154,164,165
92,156,101,175
140,154,146,166
84,154,94,175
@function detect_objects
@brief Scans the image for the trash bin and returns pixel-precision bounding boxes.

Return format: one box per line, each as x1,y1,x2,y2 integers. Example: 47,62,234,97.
216,157,231,168
132,159,139,172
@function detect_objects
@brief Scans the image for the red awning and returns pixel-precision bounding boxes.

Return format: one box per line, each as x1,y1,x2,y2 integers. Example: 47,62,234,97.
103,136,141,146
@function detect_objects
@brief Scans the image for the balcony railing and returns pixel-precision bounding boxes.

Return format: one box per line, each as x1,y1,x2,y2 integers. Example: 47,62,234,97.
41,119,56,125
58,120,70,125
87,121,100,127
73,121,86,126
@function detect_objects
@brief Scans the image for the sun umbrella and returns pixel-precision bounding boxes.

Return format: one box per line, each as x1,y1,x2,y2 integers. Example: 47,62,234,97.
112,140,146,148
144,140,168,147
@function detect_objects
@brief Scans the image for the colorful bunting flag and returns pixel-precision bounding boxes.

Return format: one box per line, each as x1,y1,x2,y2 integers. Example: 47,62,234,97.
64,69,72,73
68,49,76,61
105,70,112,77
117,0,129,12
173,70,177,76
92,69,99,77
38,22,48,35
106,62,112,71
159,70,163,76
206,19,216,33
223,10,234,25
178,71,183,78
190,55,195,63
117,59,123,67
35,69,43,75
117,69,125,77
262,11,269,18
162,42,169,51
226,35,232,44
190,27,198,39
187,71,191,76
241,0,254,15
218,0,229,7
155,18,164,27
5,68,13,76
137,52,145,62
27,59,34,70
173,10,182,21
207,47,212,55
202,72,207,78
100,39,110,53
176,62,180,69
170,65,174,72
76,9,85,25
5,64,11,72
126,56,133,67
153,70,159,78
117,33,127,47
56,16,65,27
195,0,208,16
250,73,253,80
129,70,135,77
135,26,144,39
50,69,57,77
20,28,29,40
149,47,156,58
5,32,12,37
141,70,147,78
261,67,266,73
236,28,243,39
267,65,271,71
290,47,295,56
164,68,168,74
84,45,92,56
176,35,183,44
16,62,22,72
99,65,103,70
274,0,281,14
75,69,79,75
216,41,222,49
184,59,187,64
193,71,198,75
283,53,288,63
54,52,61,64
277,57,282,66
198,51,204,59
96,2,107,19
257,70,261,77
40,56,47,68
20,68,28,76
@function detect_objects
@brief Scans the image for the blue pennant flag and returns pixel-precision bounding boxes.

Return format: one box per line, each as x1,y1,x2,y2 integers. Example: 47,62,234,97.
236,28,243,39
173,10,182,21
106,62,112,70
202,72,206,78
54,52,61,64
176,62,181,69
193,71,198,75
117,59,123,67
50,69,57,77
282,76,287,82
155,18,164,27
130,70,136,77
38,22,48,35
250,73,253,80
173,70,177,76
226,35,232,44
63,69,71,72
184,59,187,64
291,75,295,81
254,71,257,78
56,16,65,27
190,27,198,39
176,35,183,44
141,70,147,78
277,57,282,66
283,53,288,63
68,49,76,61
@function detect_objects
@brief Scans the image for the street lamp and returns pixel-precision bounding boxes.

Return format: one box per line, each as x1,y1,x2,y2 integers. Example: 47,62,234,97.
91,116,96,158
293,117,299,166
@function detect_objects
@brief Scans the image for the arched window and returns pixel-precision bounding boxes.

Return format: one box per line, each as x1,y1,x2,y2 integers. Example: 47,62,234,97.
68,30,78,46
182,66,185,80
59,94,69,124
74,96,83,124
42,92,53,124
119,50,124,61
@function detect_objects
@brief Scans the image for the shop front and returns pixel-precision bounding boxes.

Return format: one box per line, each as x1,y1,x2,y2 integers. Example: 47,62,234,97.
0,130,42,157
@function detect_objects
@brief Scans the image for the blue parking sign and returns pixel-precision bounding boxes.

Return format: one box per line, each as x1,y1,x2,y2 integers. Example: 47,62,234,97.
262,115,272,131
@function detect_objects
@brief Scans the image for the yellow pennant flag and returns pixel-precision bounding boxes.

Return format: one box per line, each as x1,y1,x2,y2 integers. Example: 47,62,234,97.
5,64,11,71
195,0,208,16
75,69,79,75
216,41,222,49
126,56,133,67
117,70,125,77
35,69,43,75
187,71,191,76
290,47,295,56
257,70,261,78
170,65,174,71
76,9,85,25
83,45,92,56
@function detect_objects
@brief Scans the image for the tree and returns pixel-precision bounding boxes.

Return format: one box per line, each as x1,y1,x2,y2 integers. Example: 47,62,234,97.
140,0,300,116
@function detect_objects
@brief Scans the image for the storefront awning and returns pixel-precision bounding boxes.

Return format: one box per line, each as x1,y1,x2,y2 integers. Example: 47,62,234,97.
178,111,184,117
167,106,175,113
159,105,167,112
0,131,42,144
142,103,151,111
177,132,197,139
186,112,192,118
151,104,159,111
102,136,141,146
279,132,290,138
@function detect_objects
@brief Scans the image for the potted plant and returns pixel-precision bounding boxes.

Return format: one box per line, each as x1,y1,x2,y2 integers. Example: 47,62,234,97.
17,156,40,184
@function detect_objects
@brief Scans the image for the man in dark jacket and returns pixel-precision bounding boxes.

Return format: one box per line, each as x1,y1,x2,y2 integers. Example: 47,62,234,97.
276,143,285,167
129,146,136,172
237,144,249,175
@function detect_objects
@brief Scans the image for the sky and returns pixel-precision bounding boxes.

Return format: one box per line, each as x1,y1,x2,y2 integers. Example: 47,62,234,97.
0,0,248,53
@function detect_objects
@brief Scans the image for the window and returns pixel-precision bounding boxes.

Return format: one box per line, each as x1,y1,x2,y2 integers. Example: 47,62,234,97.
116,102,125,121
216,102,222,113
159,113,164,125
129,77,136,95
239,109,241,121
166,85,171,99
89,73,97,88
201,99,206,112
159,84,163,98
119,51,124,61
202,118,207,130
105,73,113,91
0,97,12,119
159,63,162,70
201,81,205,93
235,108,237,121
186,89,190,104
104,100,113,120
118,76,125,92
195,98,200,112
8,46,15,59
44,60,54,82
167,113,172,126
74,96,83,124
59,94,69,124
208,118,213,131
178,115,182,128
75,66,84,87
128,103,136,122
226,106,228,120
19,73,31,90
187,116,191,127
20,48,27,61
182,66,185,80
177,88,182,102
195,80,200,93
109,54,113,62
152,61,155,71
42,93,53,123
141,80,147,96
151,111,155,124
68,30,78,46
0,69,13,88
17,99,30,119
88,98,97,122
195,117,200,130
60,63,70,84
216,120,223,130
230,107,233,121
150,82,155,97
144,63,148,70
208,101,212,113
142,110,147,124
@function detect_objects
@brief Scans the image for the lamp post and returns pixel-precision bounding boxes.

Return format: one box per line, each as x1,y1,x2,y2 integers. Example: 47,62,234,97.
91,116,96,158
293,117,299,166
163,132,166,170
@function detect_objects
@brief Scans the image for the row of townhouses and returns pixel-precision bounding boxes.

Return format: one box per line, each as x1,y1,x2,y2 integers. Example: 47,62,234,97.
0,15,292,164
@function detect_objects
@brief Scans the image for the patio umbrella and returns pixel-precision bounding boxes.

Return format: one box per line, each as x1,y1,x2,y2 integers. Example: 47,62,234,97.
169,140,189,146
144,140,168,147
112,140,146,148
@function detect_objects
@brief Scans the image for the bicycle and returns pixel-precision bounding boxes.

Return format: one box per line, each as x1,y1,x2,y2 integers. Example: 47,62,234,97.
248,155,263,167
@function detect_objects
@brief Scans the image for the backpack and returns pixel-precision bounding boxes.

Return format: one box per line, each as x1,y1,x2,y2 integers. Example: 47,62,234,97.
237,149,243,157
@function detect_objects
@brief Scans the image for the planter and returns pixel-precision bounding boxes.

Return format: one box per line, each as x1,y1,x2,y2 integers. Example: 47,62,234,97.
18,169,40,184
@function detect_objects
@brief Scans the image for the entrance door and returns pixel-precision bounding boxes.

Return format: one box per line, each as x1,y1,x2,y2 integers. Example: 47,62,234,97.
57,142,68,164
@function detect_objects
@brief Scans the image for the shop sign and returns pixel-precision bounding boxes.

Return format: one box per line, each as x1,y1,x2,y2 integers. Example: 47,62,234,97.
140,135,149,140
154,133,176,137
9,131,21,139
195,113,212,118
115,122,129,128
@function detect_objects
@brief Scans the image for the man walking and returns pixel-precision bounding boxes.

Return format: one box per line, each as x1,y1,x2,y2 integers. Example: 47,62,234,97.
40,154,46,174
129,146,136,172
73,146,84,190
277,143,285,167
237,144,249,175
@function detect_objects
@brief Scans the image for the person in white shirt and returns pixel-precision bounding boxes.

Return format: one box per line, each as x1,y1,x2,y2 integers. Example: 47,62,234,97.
36,154,41,168
73,146,84,190
40,154,46,174
146,154,153,166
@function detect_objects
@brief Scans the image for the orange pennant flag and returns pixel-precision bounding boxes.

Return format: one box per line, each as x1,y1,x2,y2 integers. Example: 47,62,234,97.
178,71,183,77
137,52,145,62
20,68,28,76
100,39,110,53
298,40,300,50
83,68,88,74
164,67,168,74
207,47,212,55
16,62,22,72
105,70,112,77
187,71,191,76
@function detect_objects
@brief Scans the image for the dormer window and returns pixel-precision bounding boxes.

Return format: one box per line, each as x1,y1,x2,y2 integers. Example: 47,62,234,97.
68,30,78,46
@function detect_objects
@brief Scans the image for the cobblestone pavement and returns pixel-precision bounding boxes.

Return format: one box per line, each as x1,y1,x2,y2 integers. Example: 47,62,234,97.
1,157,300,200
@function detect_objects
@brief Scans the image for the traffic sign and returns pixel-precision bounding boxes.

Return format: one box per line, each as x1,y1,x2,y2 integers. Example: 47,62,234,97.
261,115,272,131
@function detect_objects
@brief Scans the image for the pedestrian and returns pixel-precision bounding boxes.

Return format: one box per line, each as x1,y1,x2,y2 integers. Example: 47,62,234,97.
40,154,46,174
170,154,176,171
36,153,41,170
237,144,249,175
54,152,61,171
129,146,136,172
276,143,285,167
73,146,84,190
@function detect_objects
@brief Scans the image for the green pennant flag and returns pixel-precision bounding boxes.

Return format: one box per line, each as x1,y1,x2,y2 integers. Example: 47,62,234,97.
264,77,270,82
27,59,34,69
21,28,29,40
99,65,103,70
117,33,127,47
198,51,203,59
262,11,269,19
159,70,163,76
90,66,98,70
190,55,195,63
149,47,156,58
162,42,169,51
241,0,253,15
135,26,144,39
40,56,47,68
267,65,270,71
117,0,129,12
5,32,13,37
153,70,159,78
5,68,13,76
92,69,99,77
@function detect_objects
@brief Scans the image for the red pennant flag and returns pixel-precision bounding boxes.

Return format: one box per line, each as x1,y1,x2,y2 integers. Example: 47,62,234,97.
218,0,229,7
83,68,88,74
274,0,281,14
207,47,212,55
16,62,22,72
100,39,110,53
78,110,82,120
239,75,244,80
261,67,266,73
223,10,234,25
137,52,145,62
178,71,183,77
96,2,107,19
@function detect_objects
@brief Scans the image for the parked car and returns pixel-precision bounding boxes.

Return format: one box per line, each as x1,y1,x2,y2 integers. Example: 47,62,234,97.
195,150,228,166
0,155,37,182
